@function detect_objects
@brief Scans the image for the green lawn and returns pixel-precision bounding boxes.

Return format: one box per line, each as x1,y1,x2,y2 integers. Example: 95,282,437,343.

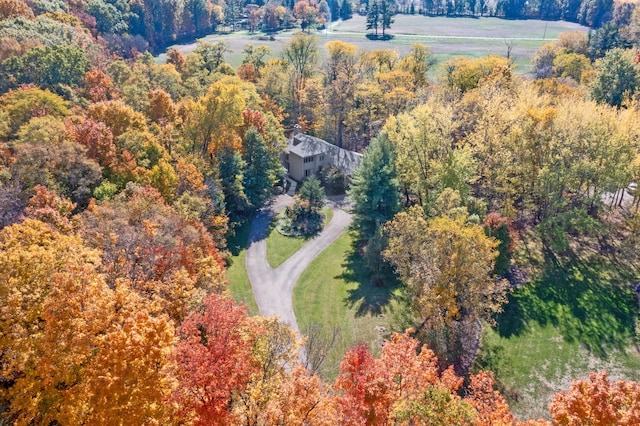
226,218,259,315
266,207,334,268
293,230,408,380
158,14,588,75
475,241,640,420
477,324,640,420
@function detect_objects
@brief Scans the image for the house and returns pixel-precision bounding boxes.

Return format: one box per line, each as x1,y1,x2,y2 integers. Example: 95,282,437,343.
283,128,363,182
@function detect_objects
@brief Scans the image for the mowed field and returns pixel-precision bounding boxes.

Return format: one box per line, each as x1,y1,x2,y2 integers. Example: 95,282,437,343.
158,14,589,75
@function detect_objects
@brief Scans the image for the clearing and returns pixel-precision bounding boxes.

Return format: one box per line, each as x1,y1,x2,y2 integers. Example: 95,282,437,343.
158,14,588,74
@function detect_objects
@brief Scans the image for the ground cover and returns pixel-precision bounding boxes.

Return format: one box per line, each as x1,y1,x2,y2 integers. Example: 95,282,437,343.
293,230,409,379
475,232,640,420
227,217,259,314
158,15,588,74
267,207,334,268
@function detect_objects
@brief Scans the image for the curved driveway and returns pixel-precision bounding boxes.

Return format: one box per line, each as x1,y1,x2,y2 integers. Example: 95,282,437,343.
246,195,352,331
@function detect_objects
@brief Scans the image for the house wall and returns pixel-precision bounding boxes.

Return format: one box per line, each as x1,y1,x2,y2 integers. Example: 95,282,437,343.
317,153,330,171
289,152,305,181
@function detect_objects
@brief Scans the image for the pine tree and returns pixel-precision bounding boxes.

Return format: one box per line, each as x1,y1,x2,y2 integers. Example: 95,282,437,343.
381,0,394,36
340,0,353,20
242,127,284,209
347,132,402,241
366,0,379,36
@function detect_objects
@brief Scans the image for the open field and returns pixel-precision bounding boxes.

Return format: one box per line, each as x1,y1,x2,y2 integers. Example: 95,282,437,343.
293,231,408,380
158,14,588,75
476,232,640,420
479,324,640,420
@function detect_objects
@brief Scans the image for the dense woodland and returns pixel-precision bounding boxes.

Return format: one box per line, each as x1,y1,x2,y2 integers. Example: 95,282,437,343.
2,0,640,423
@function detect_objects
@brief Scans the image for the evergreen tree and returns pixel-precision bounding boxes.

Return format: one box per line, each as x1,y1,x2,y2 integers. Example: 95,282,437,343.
348,132,402,241
217,146,249,217
366,0,379,36
242,127,284,209
340,0,353,20
299,176,325,209
329,0,340,21
381,0,394,36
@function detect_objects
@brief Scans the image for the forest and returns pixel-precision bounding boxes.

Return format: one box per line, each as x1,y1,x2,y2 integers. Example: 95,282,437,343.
1,0,640,423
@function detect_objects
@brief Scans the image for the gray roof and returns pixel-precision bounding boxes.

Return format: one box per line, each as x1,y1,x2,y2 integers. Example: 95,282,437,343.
288,133,363,176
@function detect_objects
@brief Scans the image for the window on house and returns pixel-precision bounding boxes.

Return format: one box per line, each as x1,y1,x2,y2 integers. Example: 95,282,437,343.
319,155,325,161
304,156,314,163
305,169,311,177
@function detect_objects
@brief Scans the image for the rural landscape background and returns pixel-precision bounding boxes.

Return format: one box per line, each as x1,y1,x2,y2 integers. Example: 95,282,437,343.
1,0,640,423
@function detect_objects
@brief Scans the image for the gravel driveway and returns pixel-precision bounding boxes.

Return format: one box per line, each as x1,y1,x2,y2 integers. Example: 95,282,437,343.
246,195,352,331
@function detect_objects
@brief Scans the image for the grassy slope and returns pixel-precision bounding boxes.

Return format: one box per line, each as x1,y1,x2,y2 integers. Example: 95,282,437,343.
293,231,408,380
226,218,259,315
476,232,640,420
158,15,588,74
267,207,334,268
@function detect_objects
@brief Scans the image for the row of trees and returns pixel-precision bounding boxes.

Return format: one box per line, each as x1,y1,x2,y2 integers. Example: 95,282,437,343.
0,0,353,52
366,0,394,37
411,0,613,27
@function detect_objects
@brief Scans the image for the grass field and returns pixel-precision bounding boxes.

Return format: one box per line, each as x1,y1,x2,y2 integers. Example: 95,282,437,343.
266,207,334,268
226,218,259,315
475,234,640,420
293,230,408,380
158,14,588,75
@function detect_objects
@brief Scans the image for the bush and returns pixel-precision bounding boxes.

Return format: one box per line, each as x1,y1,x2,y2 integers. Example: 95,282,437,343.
318,166,346,194
278,177,326,236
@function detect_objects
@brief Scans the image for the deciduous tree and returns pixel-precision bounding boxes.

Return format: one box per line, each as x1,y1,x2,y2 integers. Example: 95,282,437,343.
171,293,259,425
549,371,640,425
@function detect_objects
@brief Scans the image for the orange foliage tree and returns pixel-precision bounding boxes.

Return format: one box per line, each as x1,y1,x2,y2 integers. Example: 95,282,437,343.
0,220,175,425
549,371,640,426
80,185,227,322
171,293,259,425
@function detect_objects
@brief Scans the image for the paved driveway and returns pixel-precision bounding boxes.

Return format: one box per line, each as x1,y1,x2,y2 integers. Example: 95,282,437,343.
245,195,352,331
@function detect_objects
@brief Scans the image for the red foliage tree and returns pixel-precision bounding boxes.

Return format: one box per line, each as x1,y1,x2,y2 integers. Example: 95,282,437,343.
24,185,76,232
334,342,384,424
84,69,116,102
241,108,268,138
69,118,117,169
171,293,259,425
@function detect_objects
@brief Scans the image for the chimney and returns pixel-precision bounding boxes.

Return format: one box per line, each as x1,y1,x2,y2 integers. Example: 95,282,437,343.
292,124,303,146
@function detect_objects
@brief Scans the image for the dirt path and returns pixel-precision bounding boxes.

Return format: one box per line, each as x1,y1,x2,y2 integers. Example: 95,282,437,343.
246,195,352,331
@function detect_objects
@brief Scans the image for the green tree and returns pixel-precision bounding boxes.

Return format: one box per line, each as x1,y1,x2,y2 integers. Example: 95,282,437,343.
217,145,249,217
242,127,283,209
340,0,353,20
348,132,402,241
366,0,379,36
86,0,130,34
194,41,230,74
0,44,89,92
282,177,326,236
299,175,325,209
591,48,639,107
381,0,394,36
